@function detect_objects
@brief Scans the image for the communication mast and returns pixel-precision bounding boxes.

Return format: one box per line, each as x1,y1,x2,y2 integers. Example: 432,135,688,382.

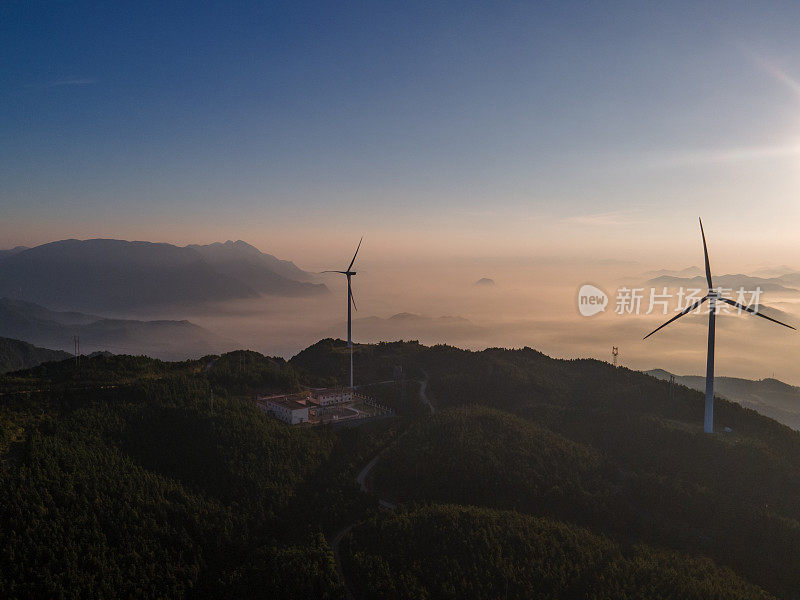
612,346,619,367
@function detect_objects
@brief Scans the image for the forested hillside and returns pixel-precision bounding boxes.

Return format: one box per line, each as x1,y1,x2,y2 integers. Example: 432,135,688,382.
0,352,382,599
0,336,70,373
1,340,799,598
296,340,800,599
342,505,772,600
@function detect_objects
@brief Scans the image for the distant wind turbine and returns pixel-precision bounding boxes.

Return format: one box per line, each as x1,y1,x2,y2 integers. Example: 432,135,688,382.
323,238,362,388
644,218,795,433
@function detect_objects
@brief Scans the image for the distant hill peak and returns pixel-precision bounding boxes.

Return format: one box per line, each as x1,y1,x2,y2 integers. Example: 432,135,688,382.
389,312,419,320
192,239,262,255
646,368,800,430
0,238,326,312
645,368,673,379
643,266,703,278
645,272,798,294
188,239,322,287
474,277,495,286
0,297,236,360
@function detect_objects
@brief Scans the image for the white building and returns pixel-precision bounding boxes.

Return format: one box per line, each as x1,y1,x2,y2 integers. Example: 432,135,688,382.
257,394,309,425
309,387,353,407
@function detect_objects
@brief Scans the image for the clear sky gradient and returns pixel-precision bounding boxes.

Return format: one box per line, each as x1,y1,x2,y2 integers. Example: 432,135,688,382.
3,1,800,265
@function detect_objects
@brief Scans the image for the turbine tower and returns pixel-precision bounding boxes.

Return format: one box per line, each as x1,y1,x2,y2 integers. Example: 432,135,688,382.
324,238,362,389
644,218,794,433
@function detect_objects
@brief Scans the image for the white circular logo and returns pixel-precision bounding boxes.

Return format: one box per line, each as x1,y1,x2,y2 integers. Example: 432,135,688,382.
577,284,608,317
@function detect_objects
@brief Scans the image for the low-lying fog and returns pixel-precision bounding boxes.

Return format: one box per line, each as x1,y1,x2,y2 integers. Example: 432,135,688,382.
147,256,800,386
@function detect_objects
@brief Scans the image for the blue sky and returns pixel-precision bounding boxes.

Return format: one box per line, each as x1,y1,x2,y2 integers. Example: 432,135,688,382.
4,2,800,264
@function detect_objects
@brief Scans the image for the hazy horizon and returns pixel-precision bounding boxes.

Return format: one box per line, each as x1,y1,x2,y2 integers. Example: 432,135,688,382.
7,6,800,597
6,234,796,385
5,2,800,382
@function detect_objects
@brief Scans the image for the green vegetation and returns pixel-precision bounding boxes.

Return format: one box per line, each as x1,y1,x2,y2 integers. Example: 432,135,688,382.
0,336,70,374
290,339,425,387
206,349,300,395
1,340,800,598
342,505,773,600
0,351,391,599
356,379,426,417
367,405,800,597
294,340,800,597
0,369,347,598
371,406,611,524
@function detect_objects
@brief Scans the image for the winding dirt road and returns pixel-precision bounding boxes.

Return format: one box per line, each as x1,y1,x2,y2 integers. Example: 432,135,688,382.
330,375,433,598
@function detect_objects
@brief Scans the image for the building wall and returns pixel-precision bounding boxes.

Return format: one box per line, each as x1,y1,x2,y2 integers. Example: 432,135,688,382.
289,407,308,424
258,400,308,424
313,390,353,406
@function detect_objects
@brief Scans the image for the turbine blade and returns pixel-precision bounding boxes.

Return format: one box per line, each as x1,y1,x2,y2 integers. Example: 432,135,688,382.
643,296,708,340
347,237,363,271
349,283,357,311
720,298,796,330
699,218,713,289
320,270,348,274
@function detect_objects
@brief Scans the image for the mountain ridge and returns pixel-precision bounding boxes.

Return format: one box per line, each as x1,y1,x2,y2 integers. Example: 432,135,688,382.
188,239,326,295
646,368,800,430
3,339,800,597
0,297,236,360
0,238,326,313
0,336,71,373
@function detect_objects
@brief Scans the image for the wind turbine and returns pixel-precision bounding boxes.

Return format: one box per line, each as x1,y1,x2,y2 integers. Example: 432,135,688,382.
324,238,362,389
644,218,795,433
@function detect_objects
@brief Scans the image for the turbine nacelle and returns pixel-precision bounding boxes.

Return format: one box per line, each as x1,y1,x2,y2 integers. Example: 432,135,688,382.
323,237,363,389
644,219,794,339
644,218,794,434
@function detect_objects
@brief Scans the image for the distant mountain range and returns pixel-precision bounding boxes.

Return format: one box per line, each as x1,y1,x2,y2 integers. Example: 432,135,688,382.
0,239,327,313
0,337,71,373
188,240,318,288
0,298,236,360
635,264,800,296
322,312,486,345
646,273,798,293
641,266,704,279
646,369,800,430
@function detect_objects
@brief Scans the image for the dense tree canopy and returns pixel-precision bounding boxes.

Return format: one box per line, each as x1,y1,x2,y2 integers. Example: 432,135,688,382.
342,504,774,600
1,341,799,598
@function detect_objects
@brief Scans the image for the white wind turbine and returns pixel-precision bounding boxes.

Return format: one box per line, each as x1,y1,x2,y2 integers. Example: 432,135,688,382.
323,238,362,388
644,219,794,433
